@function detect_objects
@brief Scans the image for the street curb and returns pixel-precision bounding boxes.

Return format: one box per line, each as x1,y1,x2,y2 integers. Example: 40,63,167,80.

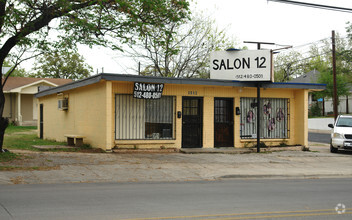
219,174,352,179
308,129,331,134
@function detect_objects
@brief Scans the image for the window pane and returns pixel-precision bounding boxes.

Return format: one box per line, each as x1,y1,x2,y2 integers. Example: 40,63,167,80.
116,95,174,140
240,97,289,139
145,97,174,139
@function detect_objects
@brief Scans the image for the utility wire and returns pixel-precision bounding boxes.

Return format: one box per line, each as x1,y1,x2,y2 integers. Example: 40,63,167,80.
268,0,352,13
290,38,329,49
274,51,331,68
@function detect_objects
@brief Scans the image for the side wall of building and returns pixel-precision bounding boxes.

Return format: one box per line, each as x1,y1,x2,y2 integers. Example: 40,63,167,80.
37,81,111,150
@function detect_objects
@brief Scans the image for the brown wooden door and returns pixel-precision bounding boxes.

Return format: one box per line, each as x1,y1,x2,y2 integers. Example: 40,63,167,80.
214,98,234,147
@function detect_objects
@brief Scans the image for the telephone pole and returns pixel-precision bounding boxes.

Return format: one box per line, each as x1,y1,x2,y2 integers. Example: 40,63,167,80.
332,30,338,121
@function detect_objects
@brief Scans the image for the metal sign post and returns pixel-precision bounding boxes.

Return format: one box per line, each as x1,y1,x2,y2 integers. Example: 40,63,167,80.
243,41,275,153
256,82,261,152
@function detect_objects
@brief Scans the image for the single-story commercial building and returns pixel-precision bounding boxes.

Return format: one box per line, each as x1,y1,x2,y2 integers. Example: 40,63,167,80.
35,73,325,151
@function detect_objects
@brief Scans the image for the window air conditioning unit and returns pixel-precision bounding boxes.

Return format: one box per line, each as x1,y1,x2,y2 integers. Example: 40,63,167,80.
58,98,68,110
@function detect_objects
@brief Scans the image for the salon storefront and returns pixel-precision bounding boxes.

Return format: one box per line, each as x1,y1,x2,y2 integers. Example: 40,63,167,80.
36,73,325,151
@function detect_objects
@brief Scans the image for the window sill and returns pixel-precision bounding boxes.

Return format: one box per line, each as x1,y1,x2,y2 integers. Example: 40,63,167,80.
240,138,288,142
115,139,176,145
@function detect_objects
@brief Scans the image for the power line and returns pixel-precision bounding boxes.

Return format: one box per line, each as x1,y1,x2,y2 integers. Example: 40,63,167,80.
268,0,352,13
274,51,331,68
277,35,350,56
290,38,329,50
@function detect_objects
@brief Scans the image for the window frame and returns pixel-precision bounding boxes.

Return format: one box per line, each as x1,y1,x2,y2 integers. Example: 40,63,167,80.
115,94,176,140
240,97,290,139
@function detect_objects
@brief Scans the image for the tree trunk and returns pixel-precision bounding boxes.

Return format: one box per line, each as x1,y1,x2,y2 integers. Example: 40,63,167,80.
0,93,9,153
0,116,9,153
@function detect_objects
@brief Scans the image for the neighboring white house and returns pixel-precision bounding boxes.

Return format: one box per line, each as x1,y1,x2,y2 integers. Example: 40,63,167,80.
290,70,352,115
3,77,72,126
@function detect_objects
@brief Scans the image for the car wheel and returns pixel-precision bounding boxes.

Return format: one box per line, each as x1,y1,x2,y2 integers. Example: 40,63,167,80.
330,140,338,153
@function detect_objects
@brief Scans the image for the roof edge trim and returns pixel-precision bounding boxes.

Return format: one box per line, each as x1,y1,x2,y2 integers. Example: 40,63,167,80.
35,74,102,98
35,73,326,98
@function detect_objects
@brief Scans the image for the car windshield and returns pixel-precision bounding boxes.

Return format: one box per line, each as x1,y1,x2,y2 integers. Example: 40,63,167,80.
336,117,352,127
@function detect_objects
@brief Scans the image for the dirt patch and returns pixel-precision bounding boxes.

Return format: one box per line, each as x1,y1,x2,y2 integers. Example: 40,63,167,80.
0,148,180,171
11,176,24,184
0,151,114,171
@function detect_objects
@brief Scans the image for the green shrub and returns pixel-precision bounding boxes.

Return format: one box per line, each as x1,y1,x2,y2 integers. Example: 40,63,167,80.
309,102,322,117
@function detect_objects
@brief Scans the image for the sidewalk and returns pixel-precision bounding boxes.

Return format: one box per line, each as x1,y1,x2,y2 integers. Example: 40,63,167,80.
1,143,351,185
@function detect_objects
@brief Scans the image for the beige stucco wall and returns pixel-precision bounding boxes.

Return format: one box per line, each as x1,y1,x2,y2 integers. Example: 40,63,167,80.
293,89,309,147
38,80,311,151
3,93,13,119
38,81,111,150
4,93,34,123
21,94,33,121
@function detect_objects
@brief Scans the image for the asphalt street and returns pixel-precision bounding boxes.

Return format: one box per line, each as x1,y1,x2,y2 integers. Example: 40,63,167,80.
308,132,330,144
1,178,352,220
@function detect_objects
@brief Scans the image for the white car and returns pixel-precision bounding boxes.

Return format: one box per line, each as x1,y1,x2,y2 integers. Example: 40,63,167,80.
328,115,352,153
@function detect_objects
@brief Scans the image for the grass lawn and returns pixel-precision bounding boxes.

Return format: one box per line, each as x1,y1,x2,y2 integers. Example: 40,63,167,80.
2,125,101,154
4,133,67,151
5,125,37,135
0,151,19,162
4,126,66,151
0,126,102,168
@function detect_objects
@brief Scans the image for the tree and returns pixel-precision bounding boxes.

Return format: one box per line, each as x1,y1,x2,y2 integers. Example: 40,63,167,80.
301,33,352,112
31,50,92,80
314,69,350,106
274,51,306,82
274,32,352,82
0,0,190,152
126,13,236,78
3,60,28,77
306,35,352,77
308,34,352,102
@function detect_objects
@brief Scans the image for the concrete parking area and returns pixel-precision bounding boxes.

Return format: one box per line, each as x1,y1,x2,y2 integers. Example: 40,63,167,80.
1,142,351,185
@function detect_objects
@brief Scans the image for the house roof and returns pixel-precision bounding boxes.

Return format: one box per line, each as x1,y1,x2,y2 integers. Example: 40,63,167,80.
289,70,320,84
290,70,352,92
3,77,73,92
35,73,326,98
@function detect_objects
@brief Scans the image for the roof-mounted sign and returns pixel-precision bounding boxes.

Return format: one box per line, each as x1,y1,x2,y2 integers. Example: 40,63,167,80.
210,50,273,82
133,82,164,99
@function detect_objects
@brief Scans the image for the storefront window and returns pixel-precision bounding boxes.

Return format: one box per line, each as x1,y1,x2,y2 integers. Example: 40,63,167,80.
115,95,175,140
240,97,289,139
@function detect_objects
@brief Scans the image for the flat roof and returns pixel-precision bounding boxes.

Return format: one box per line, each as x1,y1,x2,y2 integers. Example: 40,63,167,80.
35,73,326,98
